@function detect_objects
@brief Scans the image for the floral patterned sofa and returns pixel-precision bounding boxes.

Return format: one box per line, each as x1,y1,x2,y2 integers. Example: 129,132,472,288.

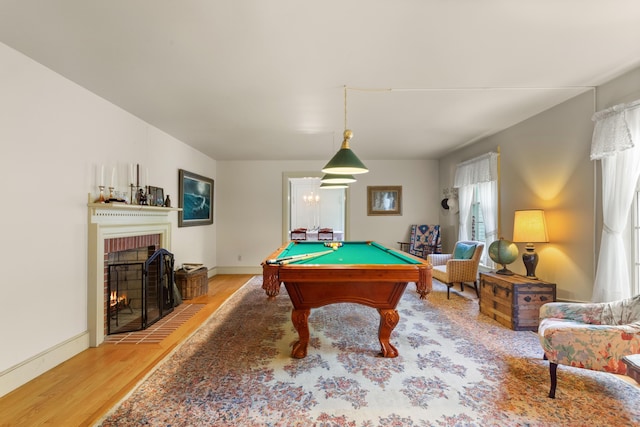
538,294,640,398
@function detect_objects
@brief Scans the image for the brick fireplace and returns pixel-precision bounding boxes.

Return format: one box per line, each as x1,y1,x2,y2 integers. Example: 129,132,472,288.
88,201,177,346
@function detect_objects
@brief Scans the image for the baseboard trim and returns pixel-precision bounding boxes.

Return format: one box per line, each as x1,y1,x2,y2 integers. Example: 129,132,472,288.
0,331,89,398
214,266,262,275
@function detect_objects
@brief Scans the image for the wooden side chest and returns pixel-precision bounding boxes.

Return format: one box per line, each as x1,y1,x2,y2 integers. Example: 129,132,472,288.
479,272,556,331
175,267,208,299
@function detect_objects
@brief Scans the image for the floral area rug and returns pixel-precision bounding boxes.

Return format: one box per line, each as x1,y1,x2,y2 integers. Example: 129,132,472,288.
99,276,640,426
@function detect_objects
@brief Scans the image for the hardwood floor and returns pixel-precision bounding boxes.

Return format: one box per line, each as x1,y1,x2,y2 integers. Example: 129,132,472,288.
0,274,252,427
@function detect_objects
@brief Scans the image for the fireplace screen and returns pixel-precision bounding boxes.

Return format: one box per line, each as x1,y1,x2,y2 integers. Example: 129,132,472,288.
108,248,175,334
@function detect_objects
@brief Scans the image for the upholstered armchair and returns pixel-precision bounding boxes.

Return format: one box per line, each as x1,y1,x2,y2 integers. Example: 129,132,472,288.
427,240,484,299
538,294,640,398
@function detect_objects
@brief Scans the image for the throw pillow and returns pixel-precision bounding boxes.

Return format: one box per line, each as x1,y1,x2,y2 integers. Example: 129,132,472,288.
453,242,476,259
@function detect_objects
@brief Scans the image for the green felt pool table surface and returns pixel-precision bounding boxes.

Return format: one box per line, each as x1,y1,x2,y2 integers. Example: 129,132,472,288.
275,241,422,265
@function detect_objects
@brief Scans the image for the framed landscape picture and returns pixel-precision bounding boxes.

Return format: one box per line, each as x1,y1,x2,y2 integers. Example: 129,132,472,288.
178,169,214,227
367,186,402,216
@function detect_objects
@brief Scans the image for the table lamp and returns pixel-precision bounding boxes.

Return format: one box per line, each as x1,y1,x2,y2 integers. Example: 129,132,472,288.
512,209,549,279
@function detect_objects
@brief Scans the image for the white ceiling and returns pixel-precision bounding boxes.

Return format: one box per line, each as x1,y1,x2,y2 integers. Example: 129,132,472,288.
2,1,640,161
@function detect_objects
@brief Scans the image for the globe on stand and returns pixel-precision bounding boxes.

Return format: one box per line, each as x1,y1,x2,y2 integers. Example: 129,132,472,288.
488,238,519,275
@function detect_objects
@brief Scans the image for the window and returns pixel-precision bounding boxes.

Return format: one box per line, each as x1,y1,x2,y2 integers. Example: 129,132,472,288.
454,152,499,268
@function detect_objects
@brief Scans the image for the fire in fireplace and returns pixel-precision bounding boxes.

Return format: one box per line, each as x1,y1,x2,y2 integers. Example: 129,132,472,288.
107,248,175,334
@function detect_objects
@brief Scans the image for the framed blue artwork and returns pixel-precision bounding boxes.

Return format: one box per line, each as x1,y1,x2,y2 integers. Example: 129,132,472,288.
178,169,214,227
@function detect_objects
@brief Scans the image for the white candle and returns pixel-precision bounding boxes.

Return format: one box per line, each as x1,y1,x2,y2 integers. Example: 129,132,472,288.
146,168,149,187
100,165,104,187
111,167,116,188
129,164,134,185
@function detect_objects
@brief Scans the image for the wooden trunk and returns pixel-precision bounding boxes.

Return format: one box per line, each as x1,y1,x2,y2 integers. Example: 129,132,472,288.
622,354,640,384
175,267,208,299
479,272,556,331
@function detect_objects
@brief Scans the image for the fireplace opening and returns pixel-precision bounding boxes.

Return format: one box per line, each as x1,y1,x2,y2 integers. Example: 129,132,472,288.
107,248,175,335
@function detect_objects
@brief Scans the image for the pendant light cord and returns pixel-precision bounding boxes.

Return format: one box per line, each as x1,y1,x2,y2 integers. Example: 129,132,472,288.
344,85,348,131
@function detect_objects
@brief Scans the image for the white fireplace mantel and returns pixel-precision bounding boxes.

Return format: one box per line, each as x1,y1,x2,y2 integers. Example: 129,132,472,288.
87,197,181,346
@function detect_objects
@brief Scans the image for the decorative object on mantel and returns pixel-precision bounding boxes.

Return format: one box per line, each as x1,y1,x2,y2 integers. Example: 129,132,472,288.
127,163,151,206
178,169,214,227
147,186,165,206
164,195,171,207
87,193,182,212
96,185,106,203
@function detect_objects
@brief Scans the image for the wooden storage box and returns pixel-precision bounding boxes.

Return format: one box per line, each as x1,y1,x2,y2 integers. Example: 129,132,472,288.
622,354,640,384
175,267,208,299
479,272,556,331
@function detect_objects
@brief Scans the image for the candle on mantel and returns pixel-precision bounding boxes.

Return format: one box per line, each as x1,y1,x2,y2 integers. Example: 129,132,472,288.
111,167,116,188
100,164,104,187
129,163,135,186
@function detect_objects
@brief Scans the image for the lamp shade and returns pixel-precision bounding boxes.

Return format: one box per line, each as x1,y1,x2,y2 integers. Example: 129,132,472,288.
322,130,368,175
319,182,348,189
513,210,549,243
321,173,356,184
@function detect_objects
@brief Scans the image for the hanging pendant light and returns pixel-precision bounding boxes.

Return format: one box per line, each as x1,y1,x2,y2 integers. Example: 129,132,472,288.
321,173,356,184
322,86,369,175
319,182,349,189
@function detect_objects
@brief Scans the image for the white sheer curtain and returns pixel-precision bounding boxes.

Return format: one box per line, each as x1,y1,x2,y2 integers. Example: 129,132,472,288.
478,180,498,266
457,185,474,241
591,101,640,302
454,152,499,266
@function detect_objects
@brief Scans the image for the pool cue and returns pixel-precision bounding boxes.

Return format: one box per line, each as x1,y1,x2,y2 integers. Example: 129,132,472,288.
266,249,335,265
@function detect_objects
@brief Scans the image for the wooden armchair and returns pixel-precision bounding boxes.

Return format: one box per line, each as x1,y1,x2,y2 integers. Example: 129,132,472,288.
427,240,484,299
317,228,334,241
290,228,307,241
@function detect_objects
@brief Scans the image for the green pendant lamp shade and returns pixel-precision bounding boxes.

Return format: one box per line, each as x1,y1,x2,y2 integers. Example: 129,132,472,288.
320,182,349,189
322,130,368,175
321,173,356,184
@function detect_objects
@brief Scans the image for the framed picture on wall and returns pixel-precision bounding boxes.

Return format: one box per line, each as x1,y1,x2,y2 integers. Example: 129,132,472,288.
367,186,402,216
178,169,214,227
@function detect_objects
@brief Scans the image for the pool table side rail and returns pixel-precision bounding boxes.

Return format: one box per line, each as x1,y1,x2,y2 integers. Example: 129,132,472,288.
261,242,433,299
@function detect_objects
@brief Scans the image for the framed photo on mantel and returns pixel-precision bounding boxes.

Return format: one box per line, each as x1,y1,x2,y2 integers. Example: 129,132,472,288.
178,169,214,227
367,186,402,216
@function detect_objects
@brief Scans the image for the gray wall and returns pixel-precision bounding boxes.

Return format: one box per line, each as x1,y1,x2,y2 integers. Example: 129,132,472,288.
438,66,640,302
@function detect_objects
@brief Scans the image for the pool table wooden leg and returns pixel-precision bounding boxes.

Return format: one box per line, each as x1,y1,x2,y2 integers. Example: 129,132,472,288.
291,308,310,358
377,309,400,358
262,265,282,298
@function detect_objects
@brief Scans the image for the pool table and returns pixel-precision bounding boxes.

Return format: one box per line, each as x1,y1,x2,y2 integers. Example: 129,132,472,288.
261,241,432,358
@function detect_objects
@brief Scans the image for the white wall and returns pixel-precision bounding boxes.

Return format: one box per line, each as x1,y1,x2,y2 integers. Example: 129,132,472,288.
216,159,439,272
0,42,216,394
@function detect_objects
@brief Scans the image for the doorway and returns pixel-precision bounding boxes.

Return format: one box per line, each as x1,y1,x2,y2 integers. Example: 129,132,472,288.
281,172,349,243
